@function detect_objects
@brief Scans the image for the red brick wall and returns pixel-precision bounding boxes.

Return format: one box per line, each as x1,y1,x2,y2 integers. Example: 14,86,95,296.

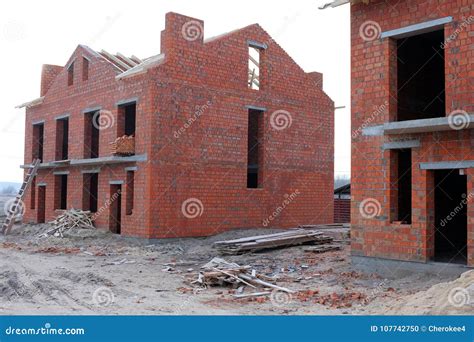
23,12,334,239
334,198,350,223
351,0,473,265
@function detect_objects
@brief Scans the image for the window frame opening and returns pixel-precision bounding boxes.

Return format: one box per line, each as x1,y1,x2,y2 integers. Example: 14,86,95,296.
117,102,136,137
390,149,412,224
248,46,261,90
30,177,36,209
55,117,69,161
82,57,89,81
247,108,264,189
84,110,100,159
126,171,135,215
67,62,74,86
394,29,445,122
32,122,44,162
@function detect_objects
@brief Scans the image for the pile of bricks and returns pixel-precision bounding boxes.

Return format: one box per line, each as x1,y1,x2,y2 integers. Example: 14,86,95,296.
109,135,135,156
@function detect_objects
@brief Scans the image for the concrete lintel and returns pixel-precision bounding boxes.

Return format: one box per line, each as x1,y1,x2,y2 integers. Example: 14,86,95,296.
116,97,138,107
37,182,47,187
382,140,420,150
245,105,267,112
21,161,63,169
362,124,384,136
81,168,101,174
109,180,124,185
381,16,453,39
21,154,146,170
53,171,70,175
419,160,474,170
124,166,138,172
82,106,102,114
32,119,45,125
55,113,70,120
384,115,474,135
247,40,267,50
70,154,147,167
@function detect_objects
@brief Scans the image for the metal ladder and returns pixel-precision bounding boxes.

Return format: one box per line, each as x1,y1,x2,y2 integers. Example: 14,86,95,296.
1,159,41,235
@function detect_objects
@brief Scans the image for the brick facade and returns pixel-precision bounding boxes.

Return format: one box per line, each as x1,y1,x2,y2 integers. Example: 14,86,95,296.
351,0,473,266
22,12,334,239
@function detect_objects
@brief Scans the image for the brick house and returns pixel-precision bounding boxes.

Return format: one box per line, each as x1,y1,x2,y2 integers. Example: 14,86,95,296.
324,0,473,266
18,12,334,238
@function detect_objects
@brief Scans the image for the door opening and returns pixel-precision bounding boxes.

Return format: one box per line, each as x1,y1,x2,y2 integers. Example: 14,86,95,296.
109,184,122,234
37,185,46,223
434,170,467,264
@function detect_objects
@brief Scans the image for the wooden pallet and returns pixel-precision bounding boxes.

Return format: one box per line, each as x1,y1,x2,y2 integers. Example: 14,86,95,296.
1,159,41,235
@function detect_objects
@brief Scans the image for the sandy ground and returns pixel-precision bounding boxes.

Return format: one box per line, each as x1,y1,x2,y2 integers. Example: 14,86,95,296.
0,220,472,315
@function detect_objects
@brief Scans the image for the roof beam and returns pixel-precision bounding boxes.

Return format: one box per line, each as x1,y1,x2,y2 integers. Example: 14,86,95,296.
116,52,138,67
100,50,131,71
130,55,143,64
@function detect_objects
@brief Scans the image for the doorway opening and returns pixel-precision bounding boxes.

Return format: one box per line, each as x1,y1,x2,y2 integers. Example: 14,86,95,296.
396,29,445,121
37,185,46,223
434,170,467,264
109,184,122,234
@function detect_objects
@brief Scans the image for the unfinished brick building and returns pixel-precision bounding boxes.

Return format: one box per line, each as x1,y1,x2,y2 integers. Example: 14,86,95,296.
18,12,334,238
323,0,473,266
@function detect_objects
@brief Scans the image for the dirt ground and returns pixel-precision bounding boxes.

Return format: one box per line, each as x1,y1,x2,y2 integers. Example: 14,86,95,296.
0,219,472,315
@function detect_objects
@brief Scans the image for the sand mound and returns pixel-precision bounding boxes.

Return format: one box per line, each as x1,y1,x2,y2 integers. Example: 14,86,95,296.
376,270,474,314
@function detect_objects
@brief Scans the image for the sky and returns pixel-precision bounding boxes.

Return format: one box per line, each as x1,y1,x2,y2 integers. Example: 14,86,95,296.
0,0,350,183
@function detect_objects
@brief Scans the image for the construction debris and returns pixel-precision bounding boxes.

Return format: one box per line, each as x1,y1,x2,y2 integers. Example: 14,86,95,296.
110,135,135,155
41,209,94,237
213,229,334,254
189,257,294,294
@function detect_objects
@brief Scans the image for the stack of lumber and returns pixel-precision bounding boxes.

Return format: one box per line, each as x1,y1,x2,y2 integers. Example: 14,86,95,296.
41,209,94,238
110,135,135,155
190,258,293,294
213,229,333,255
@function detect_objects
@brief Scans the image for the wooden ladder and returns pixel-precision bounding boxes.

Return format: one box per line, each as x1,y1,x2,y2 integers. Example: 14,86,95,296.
1,159,41,235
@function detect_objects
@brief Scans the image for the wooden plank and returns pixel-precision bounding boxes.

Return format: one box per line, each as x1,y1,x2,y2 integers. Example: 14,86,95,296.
213,229,310,245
